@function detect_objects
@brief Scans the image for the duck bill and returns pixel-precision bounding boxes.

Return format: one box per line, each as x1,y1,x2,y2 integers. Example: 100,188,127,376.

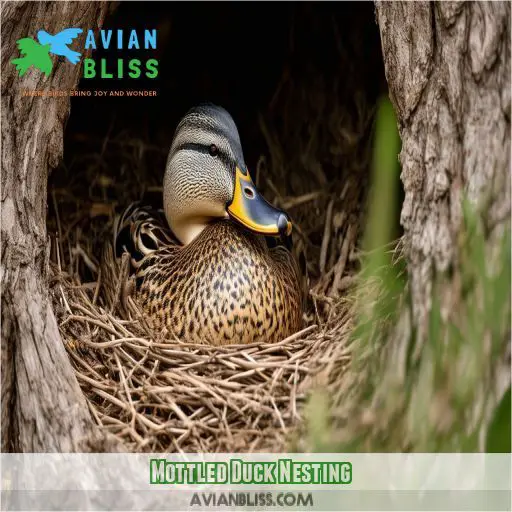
227,166,292,237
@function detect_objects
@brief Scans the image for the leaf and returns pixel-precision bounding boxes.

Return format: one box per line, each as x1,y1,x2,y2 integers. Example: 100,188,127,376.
486,386,511,453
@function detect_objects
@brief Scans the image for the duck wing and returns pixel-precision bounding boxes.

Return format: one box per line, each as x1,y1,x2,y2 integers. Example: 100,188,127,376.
114,202,179,264
101,202,179,313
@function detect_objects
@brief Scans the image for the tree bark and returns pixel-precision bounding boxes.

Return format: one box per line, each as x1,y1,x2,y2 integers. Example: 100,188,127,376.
375,1,510,339
1,1,119,452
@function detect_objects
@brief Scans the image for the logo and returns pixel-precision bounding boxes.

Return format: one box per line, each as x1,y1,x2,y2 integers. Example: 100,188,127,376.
12,27,159,80
11,28,82,77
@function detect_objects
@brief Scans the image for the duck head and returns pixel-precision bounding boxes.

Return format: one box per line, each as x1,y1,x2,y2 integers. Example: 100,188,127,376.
164,104,292,245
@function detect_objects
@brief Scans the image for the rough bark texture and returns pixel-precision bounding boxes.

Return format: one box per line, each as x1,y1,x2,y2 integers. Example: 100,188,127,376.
376,1,510,339
1,1,119,452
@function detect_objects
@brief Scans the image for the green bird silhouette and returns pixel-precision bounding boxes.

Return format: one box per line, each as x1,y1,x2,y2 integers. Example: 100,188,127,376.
11,38,53,77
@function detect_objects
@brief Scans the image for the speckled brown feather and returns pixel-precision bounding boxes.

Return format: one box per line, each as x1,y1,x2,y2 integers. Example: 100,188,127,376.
104,206,303,345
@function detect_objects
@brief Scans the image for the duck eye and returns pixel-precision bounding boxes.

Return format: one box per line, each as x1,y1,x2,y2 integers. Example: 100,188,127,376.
209,144,219,157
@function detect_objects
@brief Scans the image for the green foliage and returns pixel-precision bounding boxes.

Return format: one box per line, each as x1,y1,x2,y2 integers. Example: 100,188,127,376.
303,389,335,452
363,95,402,260
403,199,511,452
351,95,406,387
302,95,511,453
486,386,511,453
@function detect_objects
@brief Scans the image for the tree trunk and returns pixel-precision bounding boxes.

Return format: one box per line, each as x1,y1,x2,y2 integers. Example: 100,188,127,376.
375,1,510,339
1,1,120,452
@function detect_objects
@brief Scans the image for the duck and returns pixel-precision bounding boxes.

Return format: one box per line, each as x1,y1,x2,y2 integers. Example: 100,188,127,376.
103,104,303,345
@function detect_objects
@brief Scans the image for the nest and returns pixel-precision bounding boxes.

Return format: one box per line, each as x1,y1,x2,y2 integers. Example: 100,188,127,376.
47,5,381,452
51,273,352,452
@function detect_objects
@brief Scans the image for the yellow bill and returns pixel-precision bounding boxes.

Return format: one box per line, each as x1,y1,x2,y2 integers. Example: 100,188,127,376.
227,166,292,237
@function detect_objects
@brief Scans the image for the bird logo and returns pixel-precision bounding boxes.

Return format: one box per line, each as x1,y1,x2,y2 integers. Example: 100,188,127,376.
11,27,82,77
11,38,53,77
37,28,83,64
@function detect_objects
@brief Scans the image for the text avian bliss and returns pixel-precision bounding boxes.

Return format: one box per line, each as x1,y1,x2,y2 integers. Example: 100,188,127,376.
83,29,158,79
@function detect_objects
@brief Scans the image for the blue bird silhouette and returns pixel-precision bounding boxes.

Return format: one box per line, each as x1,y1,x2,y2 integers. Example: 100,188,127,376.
37,28,83,64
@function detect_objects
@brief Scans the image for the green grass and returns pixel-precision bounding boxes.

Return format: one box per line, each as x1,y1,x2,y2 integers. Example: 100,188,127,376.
303,96,511,453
